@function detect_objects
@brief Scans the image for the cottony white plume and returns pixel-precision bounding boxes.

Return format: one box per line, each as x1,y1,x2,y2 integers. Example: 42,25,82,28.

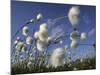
14,37,22,46
68,6,80,26
64,45,69,50
38,30,48,42
80,32,88,40
73,68,77,71
70,40,77,48
26,36,33,45
27,61,33,68
16,37,21,41
80,58,83,63
36,39,48,52
34,31,39,39
36,13,43,21
21,44,27,52
47,37,53,43
70,31,78,41
15,41,24,51
14,40,18,45
35,23,48,41
50,48,65,68
34,30,48,42
34,23,48,42
34,23,50,51
22,26,29,36
40,23,48,32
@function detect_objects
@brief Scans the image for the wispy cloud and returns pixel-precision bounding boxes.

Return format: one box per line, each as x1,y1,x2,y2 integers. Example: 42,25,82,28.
47,19,66,38
88,28,96,37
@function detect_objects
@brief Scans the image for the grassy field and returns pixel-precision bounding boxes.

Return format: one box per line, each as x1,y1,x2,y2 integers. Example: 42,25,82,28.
11,57,96,74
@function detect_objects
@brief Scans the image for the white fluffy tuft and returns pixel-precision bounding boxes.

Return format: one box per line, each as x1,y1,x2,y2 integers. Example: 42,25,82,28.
70,40,77,48
50,48,65,68
22,26,29,36
68,6,80,26
80,32,88,40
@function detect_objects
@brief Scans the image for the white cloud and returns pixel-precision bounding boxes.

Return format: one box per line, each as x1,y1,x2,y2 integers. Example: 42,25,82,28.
88,28,95,37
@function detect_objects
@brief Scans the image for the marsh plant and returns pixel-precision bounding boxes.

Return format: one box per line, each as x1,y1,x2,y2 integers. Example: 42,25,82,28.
11,6,96,74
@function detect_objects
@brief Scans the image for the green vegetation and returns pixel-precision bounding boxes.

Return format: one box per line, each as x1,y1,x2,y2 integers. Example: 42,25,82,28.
11,58,96,74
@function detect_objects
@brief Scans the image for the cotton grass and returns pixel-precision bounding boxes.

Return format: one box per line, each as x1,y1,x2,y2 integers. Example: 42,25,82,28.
68,6,80,26
50,48,65,68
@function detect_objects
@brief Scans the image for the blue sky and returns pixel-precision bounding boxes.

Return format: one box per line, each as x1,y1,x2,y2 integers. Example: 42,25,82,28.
11,1,96,60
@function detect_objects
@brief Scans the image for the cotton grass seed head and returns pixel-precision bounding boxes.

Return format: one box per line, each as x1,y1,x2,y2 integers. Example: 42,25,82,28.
70,40,77,48
29,19,34,23
16,37,21,41
68,6,80,26
36,13,43,21
14,40,18,45
34,31,39,39
21,44,27,52
64,45,69,50
80,32,88,40
70,31,78,41
15,41,24,51
40,23,48,32
26,36,33,45
22,26,29,36
73,67,78,71
50,48,65,68
27,61,32,68
47,37,53,43
36,39,48,52
38,30,48,42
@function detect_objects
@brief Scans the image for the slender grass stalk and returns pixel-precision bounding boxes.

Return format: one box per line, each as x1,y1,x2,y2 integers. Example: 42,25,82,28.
53,16,67,22
12,21,32,41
